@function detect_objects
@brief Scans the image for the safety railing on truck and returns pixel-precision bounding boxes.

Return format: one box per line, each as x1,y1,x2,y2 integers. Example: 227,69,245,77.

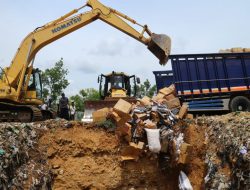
169,53,250,98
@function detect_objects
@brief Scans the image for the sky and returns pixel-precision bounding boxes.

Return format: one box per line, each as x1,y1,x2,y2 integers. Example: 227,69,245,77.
0,0,250,96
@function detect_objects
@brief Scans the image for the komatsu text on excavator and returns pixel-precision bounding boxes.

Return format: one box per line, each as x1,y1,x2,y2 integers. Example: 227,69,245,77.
0,0,171,122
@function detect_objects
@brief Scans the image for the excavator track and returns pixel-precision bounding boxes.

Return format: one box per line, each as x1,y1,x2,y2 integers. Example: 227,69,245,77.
0,102,53,122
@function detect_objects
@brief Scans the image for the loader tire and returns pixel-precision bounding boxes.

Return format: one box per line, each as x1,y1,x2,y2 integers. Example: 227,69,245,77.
230,96,250,112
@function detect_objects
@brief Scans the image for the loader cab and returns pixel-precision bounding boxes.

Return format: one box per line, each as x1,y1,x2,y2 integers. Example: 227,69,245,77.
98,72,140,99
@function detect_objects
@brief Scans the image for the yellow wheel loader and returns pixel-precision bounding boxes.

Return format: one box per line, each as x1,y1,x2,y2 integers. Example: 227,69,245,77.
83,71,140,122
0,0,171,122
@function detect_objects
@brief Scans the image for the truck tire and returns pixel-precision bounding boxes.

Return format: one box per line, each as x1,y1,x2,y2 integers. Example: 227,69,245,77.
230,96,250,112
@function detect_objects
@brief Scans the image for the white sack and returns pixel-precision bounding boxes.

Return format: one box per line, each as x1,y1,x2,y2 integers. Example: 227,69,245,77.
145,128,161,153
179,171,193,190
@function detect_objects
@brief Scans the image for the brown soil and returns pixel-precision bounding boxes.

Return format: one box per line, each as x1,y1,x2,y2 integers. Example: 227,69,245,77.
2,113,249,189
38,122,178,190
184,123,207,190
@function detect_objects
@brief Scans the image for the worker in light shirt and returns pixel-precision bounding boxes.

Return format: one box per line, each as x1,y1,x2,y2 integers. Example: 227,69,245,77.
70,101,76,120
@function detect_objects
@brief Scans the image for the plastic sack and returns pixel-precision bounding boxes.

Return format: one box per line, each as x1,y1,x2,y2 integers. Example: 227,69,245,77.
179,171,193,190
145,128,161,153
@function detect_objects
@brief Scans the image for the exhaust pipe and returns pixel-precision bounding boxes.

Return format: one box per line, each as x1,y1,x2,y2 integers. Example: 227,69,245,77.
147,33,171,65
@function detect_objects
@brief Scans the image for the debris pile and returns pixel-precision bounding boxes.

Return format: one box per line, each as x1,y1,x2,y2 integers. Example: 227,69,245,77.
0,122,53,190
1,94,249,190
198,112,250,190
93,85,187,159
92,85,196,188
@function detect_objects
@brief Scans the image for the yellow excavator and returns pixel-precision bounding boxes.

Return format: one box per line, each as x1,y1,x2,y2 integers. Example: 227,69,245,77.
0,0,171,122
83,71,140,121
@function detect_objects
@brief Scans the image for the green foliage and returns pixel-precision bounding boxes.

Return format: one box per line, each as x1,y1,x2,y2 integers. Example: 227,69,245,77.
80,88,100,101
148,84,157,97
70,88,100,111
70,94,84,112
41,58,69,102
135,79,157,98
96,119,116,131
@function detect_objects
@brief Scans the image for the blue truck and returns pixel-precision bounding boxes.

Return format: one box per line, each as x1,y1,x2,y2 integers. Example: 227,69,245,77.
153,52,250,112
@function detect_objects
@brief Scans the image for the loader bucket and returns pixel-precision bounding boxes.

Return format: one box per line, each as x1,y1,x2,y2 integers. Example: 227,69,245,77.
82,98,137,123
82,100,114,122
148,33,171,65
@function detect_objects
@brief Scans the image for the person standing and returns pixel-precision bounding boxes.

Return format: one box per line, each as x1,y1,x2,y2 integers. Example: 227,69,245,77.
70,101,76,120
59,93,69,120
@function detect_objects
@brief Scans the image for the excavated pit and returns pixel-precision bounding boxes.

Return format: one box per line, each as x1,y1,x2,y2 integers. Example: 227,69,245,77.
38,122,179,190
0,112,249,190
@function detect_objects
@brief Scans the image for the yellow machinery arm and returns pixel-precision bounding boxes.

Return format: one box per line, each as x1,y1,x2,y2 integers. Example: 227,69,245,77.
0,0,171,103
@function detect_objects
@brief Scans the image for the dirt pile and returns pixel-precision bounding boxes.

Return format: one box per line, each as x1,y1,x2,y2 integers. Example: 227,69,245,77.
0,111,249,190
0,118,205,190
39,121,174,190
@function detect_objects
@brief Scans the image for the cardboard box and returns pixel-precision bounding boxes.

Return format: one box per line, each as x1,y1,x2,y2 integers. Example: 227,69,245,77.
92,108,109,123
231,47,243,53
159,84,175,96
121,142,144,161
166,98,181,109
152,93,165,102
186,114,194,120
108,111,121,123
135,113,148,121
139,96,151,106
164,93,176,101
243,48,250,53
178,143,193,164
116,123,132,136
114,99,132,121
114,99,132,114
178,104,188,119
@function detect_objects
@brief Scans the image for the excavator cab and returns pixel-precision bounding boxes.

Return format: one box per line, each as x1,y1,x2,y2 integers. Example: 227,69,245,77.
98,72,139,99
26,69,43,100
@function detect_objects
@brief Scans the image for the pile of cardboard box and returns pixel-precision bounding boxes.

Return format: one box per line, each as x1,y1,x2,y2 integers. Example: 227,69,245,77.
92,85,192,164
219,47,250,53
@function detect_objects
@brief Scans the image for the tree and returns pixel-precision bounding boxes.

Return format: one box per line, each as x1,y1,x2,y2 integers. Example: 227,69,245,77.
135,79,157,98
41,58,69,102
148,84,157,97
70,94,84,112
80,88,100,101
70,88,100,111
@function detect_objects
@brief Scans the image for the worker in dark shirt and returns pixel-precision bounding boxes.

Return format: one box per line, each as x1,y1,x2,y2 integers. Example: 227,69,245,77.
59,93,69,120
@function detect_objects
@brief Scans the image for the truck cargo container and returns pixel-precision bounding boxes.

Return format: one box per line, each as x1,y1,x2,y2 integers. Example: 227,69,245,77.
153,70,174,90
153,53,250,112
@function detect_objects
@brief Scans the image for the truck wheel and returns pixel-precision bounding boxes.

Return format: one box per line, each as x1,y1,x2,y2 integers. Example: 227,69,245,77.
230,96,250,112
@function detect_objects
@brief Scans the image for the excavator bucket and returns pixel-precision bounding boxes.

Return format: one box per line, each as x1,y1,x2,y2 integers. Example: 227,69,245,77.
148,33,171,65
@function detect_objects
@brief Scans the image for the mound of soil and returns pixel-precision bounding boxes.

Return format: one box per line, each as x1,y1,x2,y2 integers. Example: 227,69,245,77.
39,122,176,190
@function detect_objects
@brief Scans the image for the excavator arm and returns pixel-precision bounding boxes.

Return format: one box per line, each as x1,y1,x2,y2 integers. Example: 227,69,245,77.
1,0,171,102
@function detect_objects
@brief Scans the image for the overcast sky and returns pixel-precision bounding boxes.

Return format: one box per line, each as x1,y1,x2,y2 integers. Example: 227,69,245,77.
0,0,249,96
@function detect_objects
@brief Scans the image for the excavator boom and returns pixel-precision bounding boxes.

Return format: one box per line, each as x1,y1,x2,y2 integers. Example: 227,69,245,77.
0,0,171,122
